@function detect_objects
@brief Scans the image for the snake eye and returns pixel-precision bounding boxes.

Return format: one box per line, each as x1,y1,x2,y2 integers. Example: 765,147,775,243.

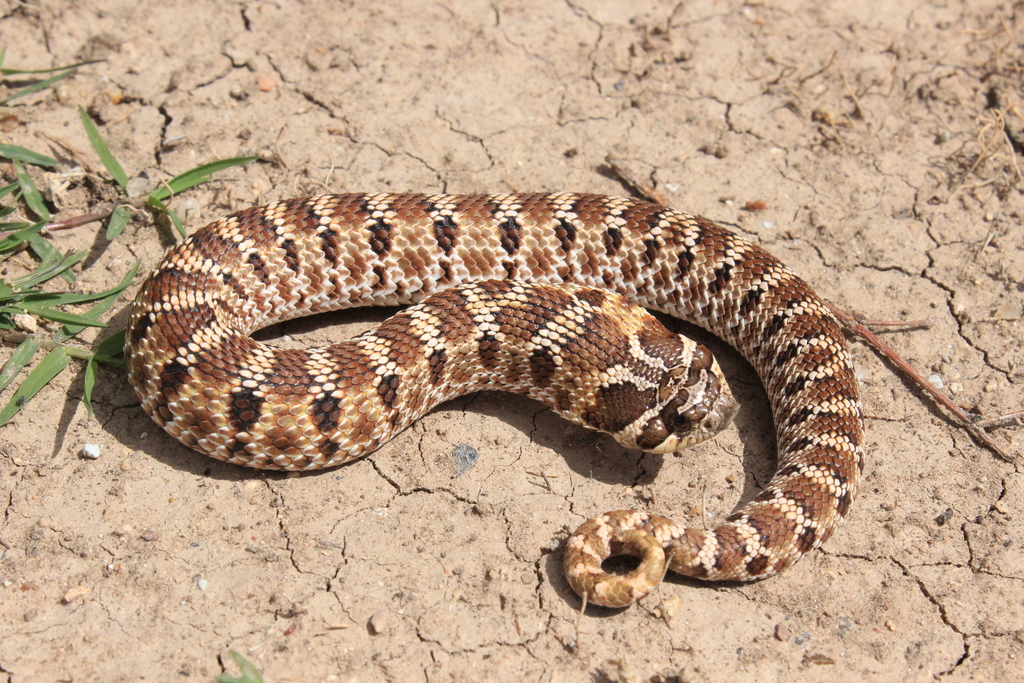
660,396,695,435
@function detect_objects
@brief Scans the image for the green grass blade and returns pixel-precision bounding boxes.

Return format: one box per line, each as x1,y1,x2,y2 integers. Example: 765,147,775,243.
146,195,187,239
78,106,129,190
106,204,131,239
13,160,50,220
83,332,127,416
53,261,139,343
0,220,45,251
14,244,85,289
0,335,40,394
0,181,19,200
216,650,264,683
0,144,58,167
0,57,102,77
90,328,126,364
27,234,77,285
1,68,76,105
16,302,108,327
0,346,71,427
148,156,256,202
83,355,100,416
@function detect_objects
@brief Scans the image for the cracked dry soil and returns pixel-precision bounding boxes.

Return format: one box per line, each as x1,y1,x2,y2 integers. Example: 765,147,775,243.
1,1,1023,681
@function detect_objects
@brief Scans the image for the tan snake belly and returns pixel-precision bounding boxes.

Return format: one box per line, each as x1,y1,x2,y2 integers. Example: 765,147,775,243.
125,192,864,607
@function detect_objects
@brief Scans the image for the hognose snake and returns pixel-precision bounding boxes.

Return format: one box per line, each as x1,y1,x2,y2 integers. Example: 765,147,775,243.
125,193,863,608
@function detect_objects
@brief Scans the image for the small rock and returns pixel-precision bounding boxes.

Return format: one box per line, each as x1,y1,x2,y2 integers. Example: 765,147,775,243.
452,443,479,476
994,299,1022,320
368,610,391,635
80,444,101,460
140,529,160,542
256,74,276,92
927,374,944,389
774,623,792,641
197,578,207,591
0,114,19,133
13,313,37,333
62,585,90,603
125,174,152,198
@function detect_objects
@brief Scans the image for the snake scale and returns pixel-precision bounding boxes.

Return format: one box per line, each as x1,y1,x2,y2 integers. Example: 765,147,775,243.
125,193,864,608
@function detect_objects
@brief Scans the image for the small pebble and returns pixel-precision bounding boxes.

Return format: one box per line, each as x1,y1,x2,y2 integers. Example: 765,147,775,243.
13,313,37,333
197,578,207,591
984,379,998,393
452,443,479,476
80,444,101,460
62,585,90,603
140,529,160,542
125,175,152,198
774,623,792,641
927,374,944,389
256,74,276,92
368,610,391,635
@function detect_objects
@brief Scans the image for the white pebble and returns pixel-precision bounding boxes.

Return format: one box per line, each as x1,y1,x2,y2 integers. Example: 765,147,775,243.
763,221,773,229
81,444,101,459
197,578,207,591
13,313,37,333
928,374,944,389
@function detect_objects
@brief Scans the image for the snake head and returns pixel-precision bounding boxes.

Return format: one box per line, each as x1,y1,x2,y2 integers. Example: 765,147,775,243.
615,342,739,454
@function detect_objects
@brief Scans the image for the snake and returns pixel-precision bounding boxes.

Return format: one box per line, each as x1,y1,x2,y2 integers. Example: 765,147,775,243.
125,192,864,608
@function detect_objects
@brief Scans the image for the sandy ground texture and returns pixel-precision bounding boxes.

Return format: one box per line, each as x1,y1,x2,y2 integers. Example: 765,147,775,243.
1,0,1023,681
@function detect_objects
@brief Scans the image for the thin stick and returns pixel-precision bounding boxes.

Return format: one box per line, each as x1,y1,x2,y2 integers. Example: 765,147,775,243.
974,410,1024,429
574,591,587,651
826,302,1013,463
45,210,111,231
605,157,666,205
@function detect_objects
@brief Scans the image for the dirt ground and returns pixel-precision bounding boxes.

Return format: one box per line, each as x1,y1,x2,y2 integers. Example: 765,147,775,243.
1,0,1022,681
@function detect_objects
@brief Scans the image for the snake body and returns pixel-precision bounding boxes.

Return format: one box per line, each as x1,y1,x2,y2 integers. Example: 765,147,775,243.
125,193,864,607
